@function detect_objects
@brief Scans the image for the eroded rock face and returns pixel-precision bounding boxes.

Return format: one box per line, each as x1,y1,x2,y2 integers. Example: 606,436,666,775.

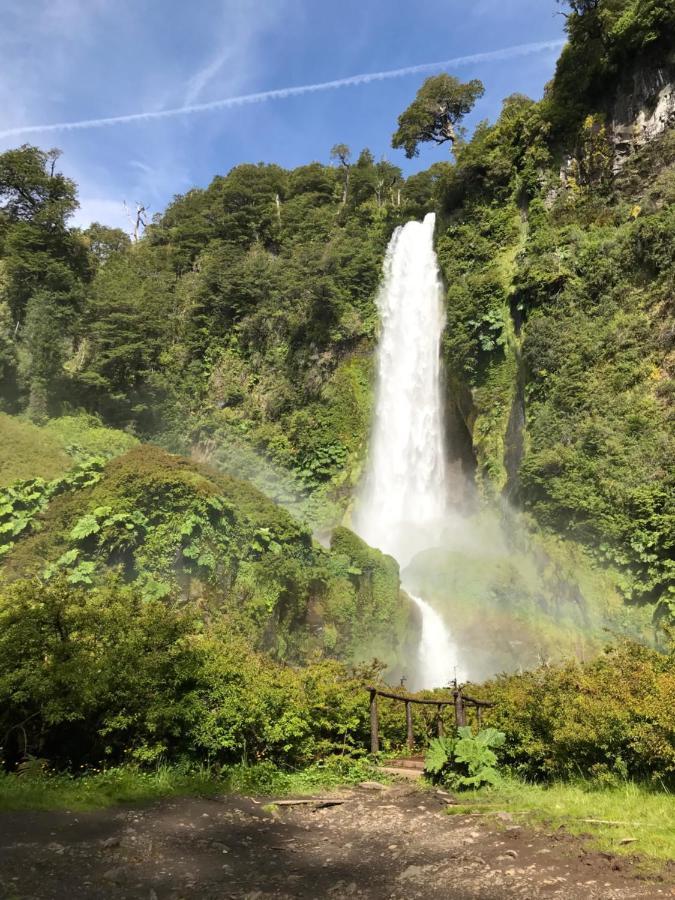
610,66,675,170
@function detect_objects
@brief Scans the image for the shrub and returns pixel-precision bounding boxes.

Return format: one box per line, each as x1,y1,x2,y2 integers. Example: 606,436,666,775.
477,641,675,785
0,577,375,771
1,448,407,663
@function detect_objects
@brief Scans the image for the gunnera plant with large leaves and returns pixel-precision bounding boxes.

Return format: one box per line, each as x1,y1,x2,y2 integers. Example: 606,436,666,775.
424,726,506,789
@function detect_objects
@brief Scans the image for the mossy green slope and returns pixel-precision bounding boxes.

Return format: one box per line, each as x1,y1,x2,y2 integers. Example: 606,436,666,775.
0,412,138,486
1,445,411,665
0,412,71,485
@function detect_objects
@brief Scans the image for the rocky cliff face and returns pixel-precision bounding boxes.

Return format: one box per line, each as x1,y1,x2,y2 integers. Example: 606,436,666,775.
610,64,675,170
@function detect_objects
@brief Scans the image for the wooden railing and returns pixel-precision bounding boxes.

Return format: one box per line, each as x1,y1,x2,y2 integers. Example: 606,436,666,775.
366,685,494,754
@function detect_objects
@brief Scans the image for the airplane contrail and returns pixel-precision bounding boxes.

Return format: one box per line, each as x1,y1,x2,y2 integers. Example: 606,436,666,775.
0,39,564,140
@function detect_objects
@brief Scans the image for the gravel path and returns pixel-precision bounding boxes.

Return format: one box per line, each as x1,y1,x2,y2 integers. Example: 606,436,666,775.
1,783,673,899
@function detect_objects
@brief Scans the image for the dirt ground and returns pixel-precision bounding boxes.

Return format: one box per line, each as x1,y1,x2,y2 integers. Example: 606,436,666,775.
1,782,673,900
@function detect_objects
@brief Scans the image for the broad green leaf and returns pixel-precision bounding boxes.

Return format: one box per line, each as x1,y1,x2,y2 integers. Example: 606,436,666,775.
70,514,101,540
67,561,96,585
424,737,456,775
56,548,79,567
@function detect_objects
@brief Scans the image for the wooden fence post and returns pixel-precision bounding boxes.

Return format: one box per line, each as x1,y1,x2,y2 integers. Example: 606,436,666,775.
364,685,493,756
370,689,379,754
406,701,414,751
454,689,466,727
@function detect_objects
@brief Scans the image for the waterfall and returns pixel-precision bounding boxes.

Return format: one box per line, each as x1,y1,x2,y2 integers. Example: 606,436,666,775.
410,595,460,689
354,212,460,689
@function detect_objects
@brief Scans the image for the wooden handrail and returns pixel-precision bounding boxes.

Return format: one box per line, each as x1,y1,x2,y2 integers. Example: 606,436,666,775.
366,684,495,754
365,685,494,708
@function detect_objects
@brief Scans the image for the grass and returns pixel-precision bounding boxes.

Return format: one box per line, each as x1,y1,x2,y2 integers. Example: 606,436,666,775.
0,412,138,488
0,413,71,486
0,767,223,811
445,777,675,865
0,758,381,812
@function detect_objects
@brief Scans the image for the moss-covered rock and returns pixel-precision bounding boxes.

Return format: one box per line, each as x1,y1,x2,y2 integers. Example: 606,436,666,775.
329,526,414,665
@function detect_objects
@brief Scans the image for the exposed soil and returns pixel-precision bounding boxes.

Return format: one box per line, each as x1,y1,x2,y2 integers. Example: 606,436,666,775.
1,782,673,900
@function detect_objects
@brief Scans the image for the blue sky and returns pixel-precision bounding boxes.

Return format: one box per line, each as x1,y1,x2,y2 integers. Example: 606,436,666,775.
0,0,566,231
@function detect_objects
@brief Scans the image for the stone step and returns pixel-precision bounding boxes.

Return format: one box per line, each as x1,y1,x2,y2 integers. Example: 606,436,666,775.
379,765,424,781
379,756,426,780
386,756,425,770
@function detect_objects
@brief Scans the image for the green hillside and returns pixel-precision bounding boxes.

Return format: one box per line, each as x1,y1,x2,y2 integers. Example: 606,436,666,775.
1,445,410,664
0,413,71,485
0,412,139,484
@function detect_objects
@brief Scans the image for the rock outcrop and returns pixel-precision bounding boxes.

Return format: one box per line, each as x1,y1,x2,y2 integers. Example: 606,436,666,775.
610,65,675,170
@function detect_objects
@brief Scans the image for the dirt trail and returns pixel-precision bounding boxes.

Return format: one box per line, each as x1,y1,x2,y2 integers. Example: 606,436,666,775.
1,783,673,900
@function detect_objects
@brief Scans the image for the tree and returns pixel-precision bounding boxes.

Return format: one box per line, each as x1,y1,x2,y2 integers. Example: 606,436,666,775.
392,74,485,159
77,244,174,429
0,299,18,410
24,291,67,421
330,144,351,205
348,149,377,206
211,164,286,249
0,146,86,323
83,223,131,267
374,159,403,207
0,145,92,417
124,202,149,242
556,0,600,14
0,145,77,227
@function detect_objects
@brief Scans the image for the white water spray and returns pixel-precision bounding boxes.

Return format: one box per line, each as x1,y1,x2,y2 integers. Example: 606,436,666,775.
410,595,460,688
354,212,460,688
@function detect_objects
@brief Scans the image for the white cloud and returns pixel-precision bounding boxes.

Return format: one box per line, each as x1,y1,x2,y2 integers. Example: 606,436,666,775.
184,46,235,106
181,0,290,105
0,40,566,141
0,0,290,227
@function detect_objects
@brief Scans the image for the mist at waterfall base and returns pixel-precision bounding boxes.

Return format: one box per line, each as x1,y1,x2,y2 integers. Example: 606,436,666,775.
353,213,648,690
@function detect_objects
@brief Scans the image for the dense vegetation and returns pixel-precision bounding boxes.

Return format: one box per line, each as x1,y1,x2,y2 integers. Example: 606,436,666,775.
425,0,675,625
0,576,372,769
1,447,409,665
0,143,416,526
0,0,673,799
1,573,672,791
479,640,675,785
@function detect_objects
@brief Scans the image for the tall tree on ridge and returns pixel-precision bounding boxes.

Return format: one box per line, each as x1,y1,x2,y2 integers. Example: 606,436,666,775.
392,74,485,159
330,143,352,205
0,145,88,417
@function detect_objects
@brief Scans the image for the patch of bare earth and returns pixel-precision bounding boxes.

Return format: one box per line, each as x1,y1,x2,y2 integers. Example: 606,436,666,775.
1,783,673,899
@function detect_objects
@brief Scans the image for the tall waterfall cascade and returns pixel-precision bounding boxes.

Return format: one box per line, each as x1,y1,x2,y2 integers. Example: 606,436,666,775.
354,212,460,688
